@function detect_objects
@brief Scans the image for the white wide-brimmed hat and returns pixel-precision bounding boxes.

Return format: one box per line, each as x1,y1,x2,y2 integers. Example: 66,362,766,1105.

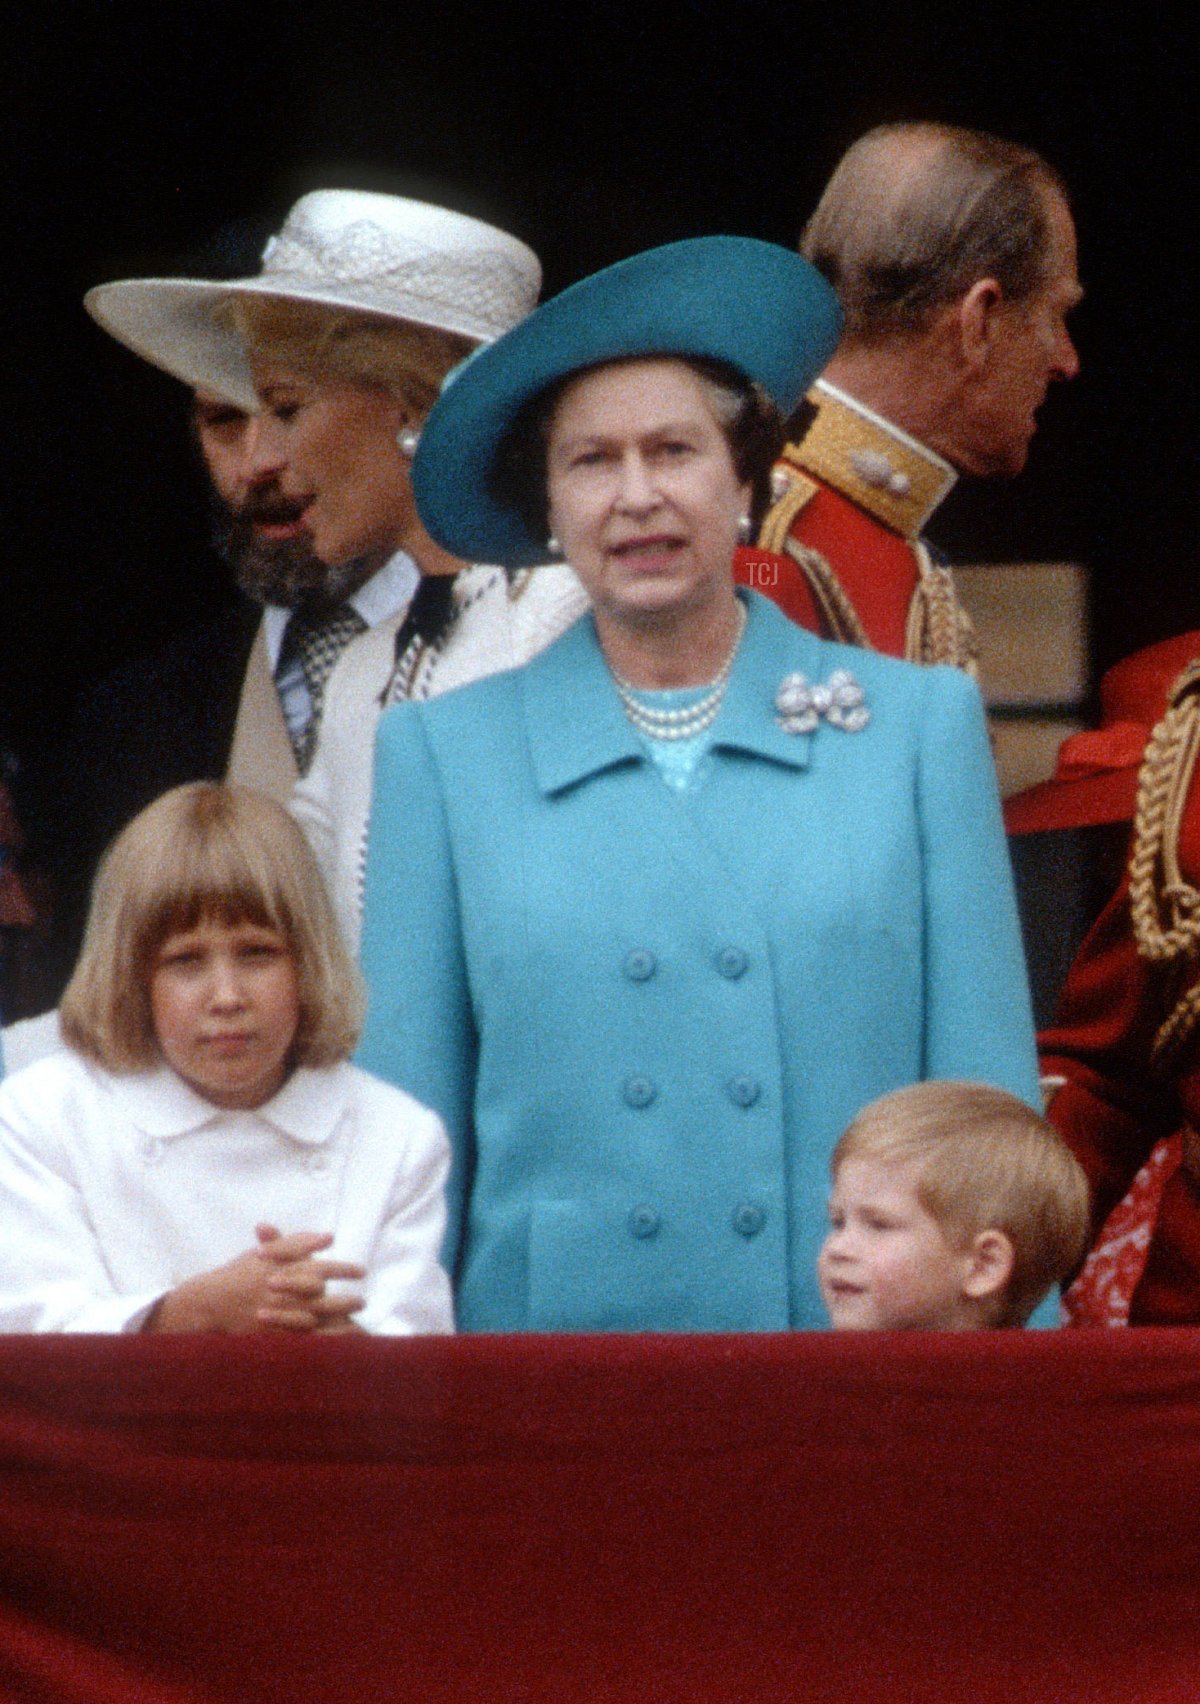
84,190,542,410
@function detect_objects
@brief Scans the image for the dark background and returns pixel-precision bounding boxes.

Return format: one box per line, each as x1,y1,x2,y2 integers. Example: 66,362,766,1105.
1,4,1193,777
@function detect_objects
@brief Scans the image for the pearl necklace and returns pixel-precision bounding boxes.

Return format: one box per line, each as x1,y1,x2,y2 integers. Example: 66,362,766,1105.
612,602,747,742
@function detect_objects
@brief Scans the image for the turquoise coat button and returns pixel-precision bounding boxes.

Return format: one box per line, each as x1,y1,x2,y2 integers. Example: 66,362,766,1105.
623,949,657,982
732,1203,766,1239
629,1205,662,1239
623,1075,657,1109
716,946,749,979
727,1075,761,1108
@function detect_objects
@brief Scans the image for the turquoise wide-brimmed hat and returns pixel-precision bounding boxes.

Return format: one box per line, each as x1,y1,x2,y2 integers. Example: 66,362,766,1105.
411,236,842,568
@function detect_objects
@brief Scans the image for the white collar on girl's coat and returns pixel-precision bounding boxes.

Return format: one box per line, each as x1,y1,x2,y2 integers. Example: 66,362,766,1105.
101,1058,354,1145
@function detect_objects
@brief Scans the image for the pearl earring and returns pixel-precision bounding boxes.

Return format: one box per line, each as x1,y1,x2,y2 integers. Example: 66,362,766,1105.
546,534,562,558
737,513,753,544
397,426,421,458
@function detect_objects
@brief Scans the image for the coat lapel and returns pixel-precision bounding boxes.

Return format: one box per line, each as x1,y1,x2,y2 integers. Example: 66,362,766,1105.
710,592,818,772
522,591,827,792
520,613,645,796
225,620,299,802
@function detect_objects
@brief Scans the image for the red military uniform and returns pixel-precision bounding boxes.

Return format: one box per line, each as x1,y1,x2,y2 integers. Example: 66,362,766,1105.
734,378,974,669
1042,648,1200,1323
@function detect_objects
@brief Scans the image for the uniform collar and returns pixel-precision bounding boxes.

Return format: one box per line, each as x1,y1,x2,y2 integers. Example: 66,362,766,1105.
106,1060,351,1145
523,592,819,796
783,378,957,539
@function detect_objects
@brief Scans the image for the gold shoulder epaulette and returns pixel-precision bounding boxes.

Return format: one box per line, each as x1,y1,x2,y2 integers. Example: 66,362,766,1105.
792,386,956,540
758,455,818,554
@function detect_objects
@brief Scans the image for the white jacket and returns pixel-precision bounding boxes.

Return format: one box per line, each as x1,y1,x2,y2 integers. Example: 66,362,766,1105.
0,1052,453,1335
291,563,588,951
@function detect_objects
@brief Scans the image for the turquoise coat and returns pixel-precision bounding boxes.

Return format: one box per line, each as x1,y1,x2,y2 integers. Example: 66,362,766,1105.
358,592,1039,1330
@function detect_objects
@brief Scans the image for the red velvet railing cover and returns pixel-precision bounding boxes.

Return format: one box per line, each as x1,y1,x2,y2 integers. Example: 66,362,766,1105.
1,1331,1198,1703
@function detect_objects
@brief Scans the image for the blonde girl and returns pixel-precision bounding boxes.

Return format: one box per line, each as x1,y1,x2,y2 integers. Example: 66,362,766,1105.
0,783,452,1335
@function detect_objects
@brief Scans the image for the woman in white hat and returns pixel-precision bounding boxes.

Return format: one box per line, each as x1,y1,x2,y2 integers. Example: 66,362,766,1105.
356,235,1042,1333
86,191,587,946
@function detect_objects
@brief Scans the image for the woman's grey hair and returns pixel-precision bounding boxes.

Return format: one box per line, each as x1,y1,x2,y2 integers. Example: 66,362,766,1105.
801,122,1069,344
490,355,784,551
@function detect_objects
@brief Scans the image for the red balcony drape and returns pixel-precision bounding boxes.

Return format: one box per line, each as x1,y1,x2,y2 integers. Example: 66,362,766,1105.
2,1331,1198,1703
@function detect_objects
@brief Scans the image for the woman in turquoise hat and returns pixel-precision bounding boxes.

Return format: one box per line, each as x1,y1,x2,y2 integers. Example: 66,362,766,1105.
357,237,1040,1331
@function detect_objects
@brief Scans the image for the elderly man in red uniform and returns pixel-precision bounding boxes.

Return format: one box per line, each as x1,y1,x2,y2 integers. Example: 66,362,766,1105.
738,121,1082,669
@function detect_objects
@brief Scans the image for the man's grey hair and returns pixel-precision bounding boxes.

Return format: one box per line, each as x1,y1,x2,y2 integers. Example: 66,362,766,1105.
801,122,1069,343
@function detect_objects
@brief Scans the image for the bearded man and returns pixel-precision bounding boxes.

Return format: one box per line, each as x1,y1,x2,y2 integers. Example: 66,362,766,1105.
36,192,550,1004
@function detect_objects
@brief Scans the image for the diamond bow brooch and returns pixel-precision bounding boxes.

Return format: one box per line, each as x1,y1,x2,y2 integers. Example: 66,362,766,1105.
774,670,870,735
